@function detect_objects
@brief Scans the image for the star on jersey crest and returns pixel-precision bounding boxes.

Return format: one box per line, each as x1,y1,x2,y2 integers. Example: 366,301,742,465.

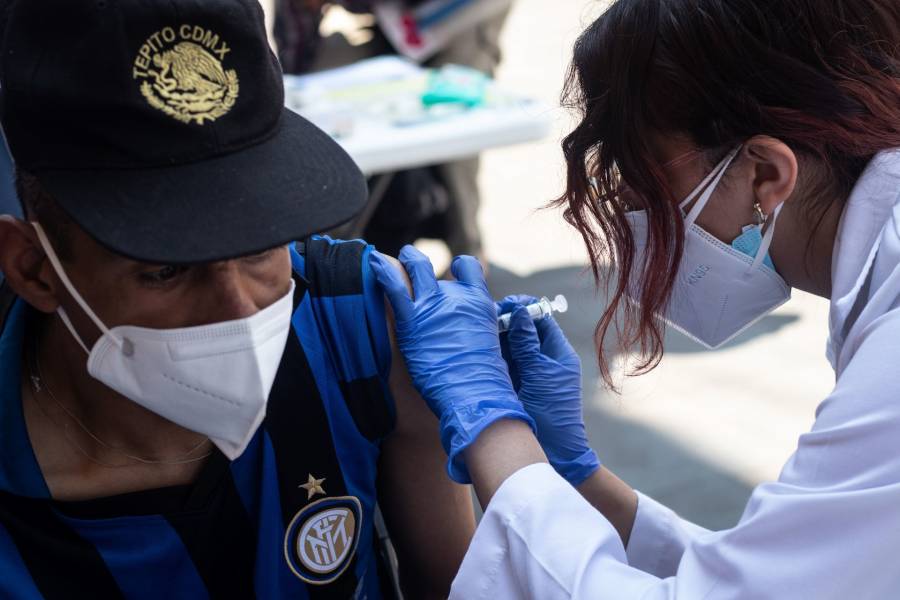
299,474,326,500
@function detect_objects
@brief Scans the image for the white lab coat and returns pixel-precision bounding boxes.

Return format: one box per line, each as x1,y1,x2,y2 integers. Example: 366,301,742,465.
450,149,900,600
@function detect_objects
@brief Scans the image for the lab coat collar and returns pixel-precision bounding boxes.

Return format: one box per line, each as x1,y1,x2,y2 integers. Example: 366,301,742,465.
827,148,900,374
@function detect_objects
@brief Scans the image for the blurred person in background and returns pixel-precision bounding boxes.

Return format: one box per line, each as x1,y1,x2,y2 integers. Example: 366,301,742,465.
0,136,16,216
274,0,511,262
371,0,900,597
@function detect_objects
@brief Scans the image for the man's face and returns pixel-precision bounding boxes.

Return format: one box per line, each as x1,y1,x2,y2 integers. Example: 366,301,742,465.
51,222,293,349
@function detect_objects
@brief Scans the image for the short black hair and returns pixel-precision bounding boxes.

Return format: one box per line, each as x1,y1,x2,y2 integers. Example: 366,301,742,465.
14,169,73,259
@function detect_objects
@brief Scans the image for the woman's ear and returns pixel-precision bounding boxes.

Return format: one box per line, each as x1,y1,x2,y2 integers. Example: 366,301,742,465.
0,216,60,313
743,136,798,217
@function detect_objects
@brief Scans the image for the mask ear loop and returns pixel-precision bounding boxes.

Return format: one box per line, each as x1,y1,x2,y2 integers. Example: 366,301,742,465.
678,154,729,213
680,146,742,228
750,203,783,273
56,306,91,354
31,222,122,353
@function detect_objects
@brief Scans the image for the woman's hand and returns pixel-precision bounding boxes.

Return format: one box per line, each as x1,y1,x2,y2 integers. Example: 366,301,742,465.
499,296,601,486
370,246,535,483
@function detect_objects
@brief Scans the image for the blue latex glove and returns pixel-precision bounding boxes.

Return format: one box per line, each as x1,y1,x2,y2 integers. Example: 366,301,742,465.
498,295,601,486
370,247,536,483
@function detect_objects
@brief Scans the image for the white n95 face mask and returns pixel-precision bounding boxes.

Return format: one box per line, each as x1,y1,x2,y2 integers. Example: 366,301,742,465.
624,146,791,349
32,222,295,460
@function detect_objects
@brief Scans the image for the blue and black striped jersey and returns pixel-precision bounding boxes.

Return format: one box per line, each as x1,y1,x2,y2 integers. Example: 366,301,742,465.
0,237,396,599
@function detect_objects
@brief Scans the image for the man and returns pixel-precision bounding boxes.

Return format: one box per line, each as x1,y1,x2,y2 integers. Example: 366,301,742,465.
0,0,475,598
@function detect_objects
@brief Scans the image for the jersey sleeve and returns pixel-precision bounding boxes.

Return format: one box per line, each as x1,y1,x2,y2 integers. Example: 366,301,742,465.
292,236,396,442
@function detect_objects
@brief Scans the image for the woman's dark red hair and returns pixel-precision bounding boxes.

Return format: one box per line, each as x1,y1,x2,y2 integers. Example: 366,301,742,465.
556,0,900,387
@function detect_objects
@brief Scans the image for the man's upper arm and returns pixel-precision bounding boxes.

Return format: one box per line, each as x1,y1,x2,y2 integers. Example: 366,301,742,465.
375,255,476,598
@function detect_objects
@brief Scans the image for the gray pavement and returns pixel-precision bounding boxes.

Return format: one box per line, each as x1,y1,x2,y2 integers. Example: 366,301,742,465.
486,263,756,529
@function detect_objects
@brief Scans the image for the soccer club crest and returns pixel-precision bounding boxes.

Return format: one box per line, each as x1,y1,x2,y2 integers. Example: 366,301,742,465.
284,496,363,585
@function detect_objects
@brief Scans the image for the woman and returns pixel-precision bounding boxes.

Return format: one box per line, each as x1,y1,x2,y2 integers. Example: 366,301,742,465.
371,0,900,597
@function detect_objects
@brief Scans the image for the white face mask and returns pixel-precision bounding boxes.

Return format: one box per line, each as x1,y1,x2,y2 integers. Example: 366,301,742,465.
32,222,295,460
624,146,791,349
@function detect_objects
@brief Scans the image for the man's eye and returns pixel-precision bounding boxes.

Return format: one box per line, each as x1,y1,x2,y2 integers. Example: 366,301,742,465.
140,265,186,284
243,248,276,263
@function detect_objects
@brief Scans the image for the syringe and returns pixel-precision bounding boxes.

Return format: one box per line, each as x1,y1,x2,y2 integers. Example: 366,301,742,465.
498,295,568,333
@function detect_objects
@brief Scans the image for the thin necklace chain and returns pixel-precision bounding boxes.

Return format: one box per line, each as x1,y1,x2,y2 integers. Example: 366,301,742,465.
27,338,212,468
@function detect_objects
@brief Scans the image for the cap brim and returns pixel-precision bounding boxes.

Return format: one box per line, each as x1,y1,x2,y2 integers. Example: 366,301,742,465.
35,108,368,264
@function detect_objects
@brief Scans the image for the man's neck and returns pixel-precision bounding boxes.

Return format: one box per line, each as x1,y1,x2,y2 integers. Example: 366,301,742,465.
24,315,208,472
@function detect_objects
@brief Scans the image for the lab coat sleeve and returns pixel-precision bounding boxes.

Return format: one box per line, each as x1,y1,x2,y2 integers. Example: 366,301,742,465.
625,491,711,577
450,311,900,599
450,462,662,600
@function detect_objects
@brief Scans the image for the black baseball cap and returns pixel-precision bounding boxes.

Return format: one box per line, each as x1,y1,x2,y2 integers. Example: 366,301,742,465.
0,0,367,264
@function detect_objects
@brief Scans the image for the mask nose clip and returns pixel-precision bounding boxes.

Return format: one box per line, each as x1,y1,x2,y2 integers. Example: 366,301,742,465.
122,338,135,357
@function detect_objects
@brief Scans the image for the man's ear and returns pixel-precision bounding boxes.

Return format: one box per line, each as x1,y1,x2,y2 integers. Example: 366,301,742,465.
743,136,798,217
0,216,61,313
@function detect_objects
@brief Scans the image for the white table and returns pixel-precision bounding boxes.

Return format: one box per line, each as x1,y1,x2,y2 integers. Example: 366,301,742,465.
335,101,552,176
284,56,553,177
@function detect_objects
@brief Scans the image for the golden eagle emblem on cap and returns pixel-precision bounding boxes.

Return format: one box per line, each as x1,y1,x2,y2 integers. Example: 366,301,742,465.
132,26,239,125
